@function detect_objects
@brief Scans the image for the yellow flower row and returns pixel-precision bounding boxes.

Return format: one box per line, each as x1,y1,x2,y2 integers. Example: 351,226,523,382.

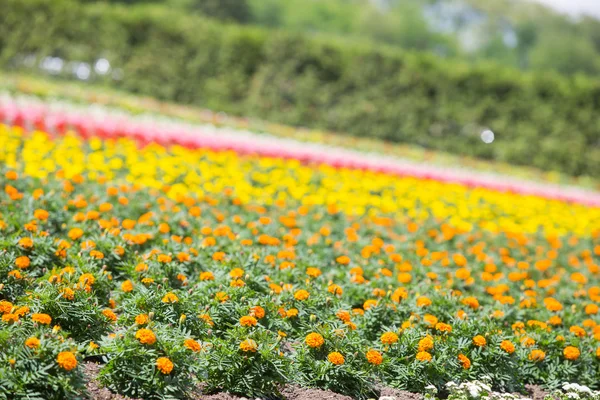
1,124,599,236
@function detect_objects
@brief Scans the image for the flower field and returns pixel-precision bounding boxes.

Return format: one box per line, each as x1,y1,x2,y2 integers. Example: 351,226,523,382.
0,99,600,399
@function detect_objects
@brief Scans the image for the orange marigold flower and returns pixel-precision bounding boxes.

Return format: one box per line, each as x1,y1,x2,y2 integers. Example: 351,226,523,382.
239,338,258,352
135,328,157,345
56,351,78,371
306,267,322,278
184,339,202,352
328,352,345,365
2,313,19,323
416,296,432,307
249,306,265,319
366,349,383,365
294,290,310,301
61,288,75,300
18,237,33,249
336,255,350,265
458,354,471,369
200,271,215,281
212,251,226,261
34,209,49,221
416,351,432,362
286,308,299,318
418,336,434,351
435,322,452,333
585,304,599,315
32,313,52,325
156,357,174,374
381,332,399,345
529,349,545,362
563,346,580,361
328,284,343,296
240,315,258,327
500,340,515,354
305,332,325,348
570,326,586,337
162,292,179,303
15,256,30,269
102,309,117,322
336,310,351,323
25,337,40,349
121,280,134,293
462,297,480,310
157,254,172,263
473,335,487,347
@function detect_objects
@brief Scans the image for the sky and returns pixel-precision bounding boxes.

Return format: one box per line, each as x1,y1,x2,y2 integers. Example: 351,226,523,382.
529,0,600,19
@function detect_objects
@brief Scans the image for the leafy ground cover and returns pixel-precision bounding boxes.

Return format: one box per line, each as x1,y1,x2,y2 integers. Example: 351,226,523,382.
0,120,599,399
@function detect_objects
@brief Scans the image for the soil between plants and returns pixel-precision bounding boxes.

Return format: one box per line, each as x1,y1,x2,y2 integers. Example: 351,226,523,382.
84,362,548,400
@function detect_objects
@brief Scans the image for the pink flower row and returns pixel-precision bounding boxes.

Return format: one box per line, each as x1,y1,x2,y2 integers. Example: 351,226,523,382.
1,97,599,208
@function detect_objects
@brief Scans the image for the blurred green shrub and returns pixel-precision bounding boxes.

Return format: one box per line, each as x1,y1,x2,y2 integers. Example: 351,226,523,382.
0,0,598,176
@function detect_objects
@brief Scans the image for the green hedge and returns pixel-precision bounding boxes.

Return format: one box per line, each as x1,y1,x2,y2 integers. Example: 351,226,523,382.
1,0,599,176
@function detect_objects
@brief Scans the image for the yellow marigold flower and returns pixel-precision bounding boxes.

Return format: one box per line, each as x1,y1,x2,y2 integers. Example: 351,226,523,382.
529,349,546,362
286,308,299,318
416,351,432,362
305,332,325,348
162,292,179,303
89,341,99,350
563,346,580,361
473,335,487,347
229,268,244,279
294,289,310,301
32,313,52,325
25,337,41,349
239,338,258,352
15,256,30,269
215,291,229,302
135,328,157,345
366,349,383,365
121,280,133,293
56,351,78,371
381,332,399,345
141,277,154,286
156,357,173,374
500,340,515,354
102,309,117,322
328,352,345,365
184,339,202,352
458,353,471,369
240,315,258,327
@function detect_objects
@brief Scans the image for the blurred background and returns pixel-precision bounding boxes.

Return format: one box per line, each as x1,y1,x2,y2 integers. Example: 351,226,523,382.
1,0,599,180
